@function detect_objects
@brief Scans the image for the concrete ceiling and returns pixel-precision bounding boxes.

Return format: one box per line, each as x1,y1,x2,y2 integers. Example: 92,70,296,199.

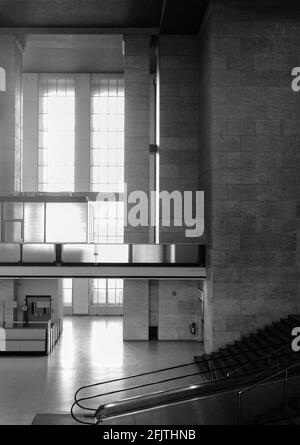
23,35,124,72
0,0,208,34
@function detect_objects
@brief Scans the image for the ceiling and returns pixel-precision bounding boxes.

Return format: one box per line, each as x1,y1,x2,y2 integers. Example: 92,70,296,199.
0,0,208,34
23,35,124,72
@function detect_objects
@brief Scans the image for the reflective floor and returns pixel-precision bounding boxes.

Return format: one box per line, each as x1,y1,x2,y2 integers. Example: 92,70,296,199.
0,316,203,425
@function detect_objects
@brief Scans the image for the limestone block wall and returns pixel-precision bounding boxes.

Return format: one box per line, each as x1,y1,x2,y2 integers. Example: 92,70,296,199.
123,280,149,340
158,280,200,341
159,36,201,243
200,0,300,351
0,36,23,194
0,280,15,326
124,35,150,244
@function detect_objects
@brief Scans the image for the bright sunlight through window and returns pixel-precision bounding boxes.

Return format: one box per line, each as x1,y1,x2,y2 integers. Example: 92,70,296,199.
38,76,75,192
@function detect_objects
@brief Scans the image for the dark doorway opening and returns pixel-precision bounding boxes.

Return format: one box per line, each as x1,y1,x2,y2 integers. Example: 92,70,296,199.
149,326,158,341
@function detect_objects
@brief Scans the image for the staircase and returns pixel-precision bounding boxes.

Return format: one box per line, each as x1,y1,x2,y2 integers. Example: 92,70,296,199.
194,315,300,382
248,398,300,425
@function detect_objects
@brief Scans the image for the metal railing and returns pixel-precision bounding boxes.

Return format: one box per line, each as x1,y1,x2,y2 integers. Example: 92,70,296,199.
226,344,289,378
0,243,205,266
71,340,295,425
237,361,300,424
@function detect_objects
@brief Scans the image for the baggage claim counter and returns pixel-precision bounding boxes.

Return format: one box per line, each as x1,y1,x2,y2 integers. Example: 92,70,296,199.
0,320,61,355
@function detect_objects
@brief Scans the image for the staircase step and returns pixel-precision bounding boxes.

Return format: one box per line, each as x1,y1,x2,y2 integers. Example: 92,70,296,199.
259,330,283,346
242,338,268,358
193,357,211,377
231,345,264,373
266,326,291,343
195,315,299,390
280,317,296,328
226,345,248,364
278,317,295,329
248,333,270,349
288,315,300,328
272,322,293,338
265,326,290,343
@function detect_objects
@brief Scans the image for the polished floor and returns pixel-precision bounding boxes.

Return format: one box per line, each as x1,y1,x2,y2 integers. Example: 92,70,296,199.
0,316,203,425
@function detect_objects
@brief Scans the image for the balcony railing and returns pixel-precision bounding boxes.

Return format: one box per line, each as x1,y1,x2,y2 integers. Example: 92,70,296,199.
0,243,205,267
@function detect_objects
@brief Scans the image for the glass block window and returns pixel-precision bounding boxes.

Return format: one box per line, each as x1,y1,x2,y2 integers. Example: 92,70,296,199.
90,75,124,306
90,76,124,193
91,279,123,306
92,201,124,244
38,76,75,192
63,278,73,307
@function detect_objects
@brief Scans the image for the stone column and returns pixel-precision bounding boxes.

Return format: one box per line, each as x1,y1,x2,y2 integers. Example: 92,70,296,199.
0,36,23,193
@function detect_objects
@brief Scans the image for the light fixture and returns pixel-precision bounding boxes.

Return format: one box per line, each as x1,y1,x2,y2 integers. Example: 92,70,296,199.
0,67,6,92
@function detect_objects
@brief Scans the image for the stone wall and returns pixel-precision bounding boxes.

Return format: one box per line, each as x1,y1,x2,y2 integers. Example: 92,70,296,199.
0,280,15,326
201,0,300,351
159,36,201,243
0,36,23,193
123,280,149,340
158,280,200,340
124,35,150,244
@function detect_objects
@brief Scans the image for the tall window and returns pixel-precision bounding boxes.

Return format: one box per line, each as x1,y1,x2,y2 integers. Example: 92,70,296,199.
38,76,75,306
38,76,75,192
91,279,123,305
90,75,125,306
90,76,124,193
63,278,73,307
92,200,124,244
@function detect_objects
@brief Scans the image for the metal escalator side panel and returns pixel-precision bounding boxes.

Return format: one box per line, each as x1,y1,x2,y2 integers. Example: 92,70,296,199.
96,384,203,421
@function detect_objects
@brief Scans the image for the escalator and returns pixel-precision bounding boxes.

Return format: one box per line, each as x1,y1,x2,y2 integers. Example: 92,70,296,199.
71,342,300,425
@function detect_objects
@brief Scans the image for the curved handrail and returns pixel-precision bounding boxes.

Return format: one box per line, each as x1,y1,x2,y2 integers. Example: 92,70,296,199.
71,352,299,425
70,337,294,425
74,339,290,404
237,360,300,424
72,368,211,423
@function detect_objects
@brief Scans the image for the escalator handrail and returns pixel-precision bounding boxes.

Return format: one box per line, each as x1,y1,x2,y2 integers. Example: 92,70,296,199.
76,349,296,408
71,350,297,425
74,339,291,404
93,354,298,421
